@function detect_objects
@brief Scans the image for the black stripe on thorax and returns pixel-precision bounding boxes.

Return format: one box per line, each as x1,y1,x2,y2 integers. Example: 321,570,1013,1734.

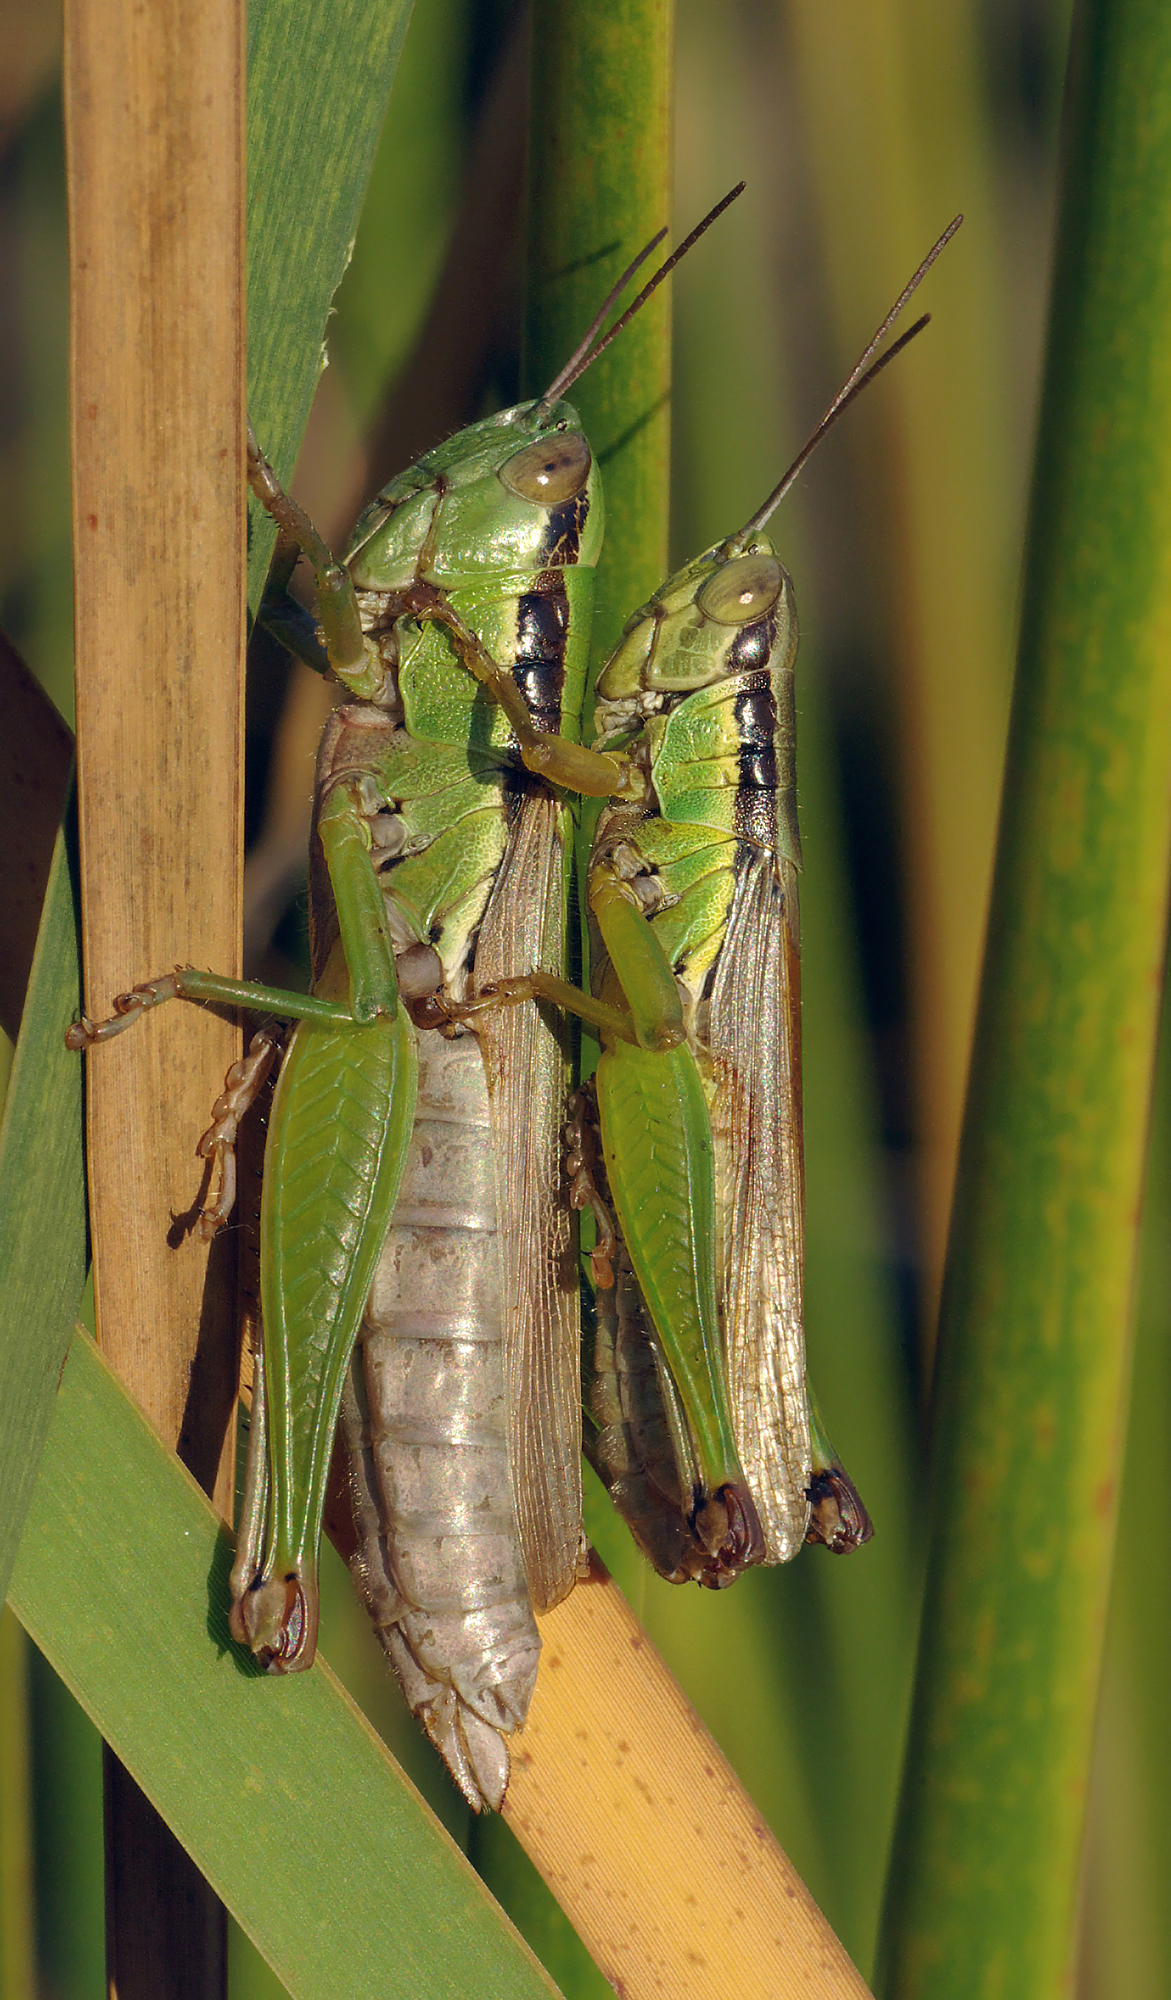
732,675,779,790
726,614,775,675
513,568,570,733
732,673,780,848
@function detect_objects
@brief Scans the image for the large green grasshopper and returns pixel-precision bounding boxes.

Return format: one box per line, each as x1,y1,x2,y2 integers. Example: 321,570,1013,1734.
68,194,741,1810
485,219,959,1587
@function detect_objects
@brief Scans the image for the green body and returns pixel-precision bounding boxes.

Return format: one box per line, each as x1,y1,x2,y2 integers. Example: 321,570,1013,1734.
586,535,819,1568
240,394,606,1664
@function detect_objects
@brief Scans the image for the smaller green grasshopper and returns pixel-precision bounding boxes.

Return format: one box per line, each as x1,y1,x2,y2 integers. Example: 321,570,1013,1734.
479,217,961,1585
578,217,961,1579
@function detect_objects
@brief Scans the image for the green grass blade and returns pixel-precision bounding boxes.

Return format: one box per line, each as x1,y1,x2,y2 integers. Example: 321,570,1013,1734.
9,1329,560,2000
327,0,472,434
879,4,1171,1991
245,0,416,606
0,822,86,1607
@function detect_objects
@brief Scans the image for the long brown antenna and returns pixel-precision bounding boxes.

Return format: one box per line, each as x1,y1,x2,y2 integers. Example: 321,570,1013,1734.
730,213,962,547
535,183,746,418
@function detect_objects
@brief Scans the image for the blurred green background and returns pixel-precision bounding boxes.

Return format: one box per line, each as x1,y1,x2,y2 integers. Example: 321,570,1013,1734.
3,1,1167,1995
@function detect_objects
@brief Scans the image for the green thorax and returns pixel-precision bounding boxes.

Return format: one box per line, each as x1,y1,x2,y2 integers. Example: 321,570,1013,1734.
347,399,602,756
590,534,801,998
595,532,799,861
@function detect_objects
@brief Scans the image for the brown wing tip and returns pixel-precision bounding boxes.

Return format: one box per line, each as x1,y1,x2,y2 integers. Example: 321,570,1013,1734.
805,1468,874,1554
692,1482,766,1586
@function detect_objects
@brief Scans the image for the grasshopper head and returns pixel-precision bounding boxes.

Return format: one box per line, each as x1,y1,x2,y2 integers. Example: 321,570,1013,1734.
596,534,797,717
344,399,603,593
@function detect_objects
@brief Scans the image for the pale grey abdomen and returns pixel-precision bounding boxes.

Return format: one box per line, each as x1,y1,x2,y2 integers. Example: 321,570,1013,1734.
340,1028,539,1812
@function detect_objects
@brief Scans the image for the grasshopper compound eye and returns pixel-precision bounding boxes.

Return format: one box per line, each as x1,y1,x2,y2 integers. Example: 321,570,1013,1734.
499,430,591,504
696,551,784,625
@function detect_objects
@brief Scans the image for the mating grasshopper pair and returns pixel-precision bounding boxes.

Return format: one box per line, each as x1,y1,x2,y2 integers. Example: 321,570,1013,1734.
69,196,957,1809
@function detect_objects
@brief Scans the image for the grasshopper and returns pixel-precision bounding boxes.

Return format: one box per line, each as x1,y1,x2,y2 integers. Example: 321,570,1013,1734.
481,219,961,1585
69,191,741,1809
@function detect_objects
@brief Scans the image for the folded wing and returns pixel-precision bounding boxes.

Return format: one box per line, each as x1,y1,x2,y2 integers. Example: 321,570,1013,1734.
474,793,582,1610
706,845,810,1561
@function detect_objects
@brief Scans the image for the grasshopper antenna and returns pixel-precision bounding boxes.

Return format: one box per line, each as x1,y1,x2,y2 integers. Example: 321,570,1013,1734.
729,213,963,548
535,182,746,419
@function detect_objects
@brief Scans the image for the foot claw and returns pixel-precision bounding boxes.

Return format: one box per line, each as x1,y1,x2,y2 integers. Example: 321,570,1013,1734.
195,1028,281,1234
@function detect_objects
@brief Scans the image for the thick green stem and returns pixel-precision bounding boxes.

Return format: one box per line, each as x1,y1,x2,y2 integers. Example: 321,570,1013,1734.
524,0,675,672
880,4,1171,1993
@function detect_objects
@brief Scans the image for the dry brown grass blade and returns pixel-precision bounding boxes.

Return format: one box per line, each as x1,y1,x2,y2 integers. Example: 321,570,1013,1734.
65,0,245,1989
66,0,244,1496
